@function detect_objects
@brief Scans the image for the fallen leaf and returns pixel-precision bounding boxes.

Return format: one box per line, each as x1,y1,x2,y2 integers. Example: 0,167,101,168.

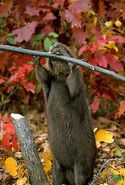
17,177,27,185
42,151,52,161
96,129,114,143
115,20,122,27
91,97,100,113
5,157,18,177
44,160,52,173
105,21,113,28
117,101,125,117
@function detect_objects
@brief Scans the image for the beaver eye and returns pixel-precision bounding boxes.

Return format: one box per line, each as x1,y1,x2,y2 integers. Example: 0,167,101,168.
54,43,62,49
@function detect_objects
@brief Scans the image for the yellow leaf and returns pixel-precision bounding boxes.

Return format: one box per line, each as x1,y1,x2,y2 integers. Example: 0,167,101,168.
95,129,114,143
118,72,125,76
119,168,125,177
105,21,113,28
42,151,52,161
44,160,52,173
101,168,109,178
115,20,122,27
111,169,119,176
105,41,118,52
68,0,77,3
116,180,125,185
111,169,125,185
17,177,27,185
5,157,18,177
111,168,125,176
93,16,97,26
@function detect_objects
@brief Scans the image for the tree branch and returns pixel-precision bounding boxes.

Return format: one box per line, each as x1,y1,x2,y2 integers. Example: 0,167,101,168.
89,158,123,185
11,113,49,185
0,44,125,82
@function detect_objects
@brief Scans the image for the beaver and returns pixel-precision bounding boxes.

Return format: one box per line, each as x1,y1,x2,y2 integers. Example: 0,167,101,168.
35,43,96,185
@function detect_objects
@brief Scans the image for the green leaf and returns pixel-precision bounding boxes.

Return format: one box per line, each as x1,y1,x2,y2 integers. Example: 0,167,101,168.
28,72,35,81
6,37,15,44
51,38,58,45
0,18,7,28
35,84,42,94
44,37,52,51
114,150,122,157
122,152,125,159
34,34,44,41
111,174,124,182
49,32,58,38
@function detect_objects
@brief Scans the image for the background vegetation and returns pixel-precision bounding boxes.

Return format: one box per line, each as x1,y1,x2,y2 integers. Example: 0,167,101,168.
0,0,125,184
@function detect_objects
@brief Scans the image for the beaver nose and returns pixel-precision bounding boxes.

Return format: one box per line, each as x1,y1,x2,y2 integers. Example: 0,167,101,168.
49,43,61,53
53,42,62,48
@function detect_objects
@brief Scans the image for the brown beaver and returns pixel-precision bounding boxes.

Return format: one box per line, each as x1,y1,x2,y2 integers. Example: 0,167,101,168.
35,43,96,185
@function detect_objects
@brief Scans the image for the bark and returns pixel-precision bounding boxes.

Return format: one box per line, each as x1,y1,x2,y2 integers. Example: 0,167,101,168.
11,113,49,185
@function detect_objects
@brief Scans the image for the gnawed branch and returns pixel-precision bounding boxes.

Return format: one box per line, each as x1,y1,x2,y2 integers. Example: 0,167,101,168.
11,113,49,185
0,44,125,82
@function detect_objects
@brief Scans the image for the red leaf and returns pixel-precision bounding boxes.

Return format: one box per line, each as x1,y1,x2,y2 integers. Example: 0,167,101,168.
23,81,35,93
78,45,89,56
96,53,108,68
3,123,15,135
72,27,86,44
116,101,125,117
39,0,51,9
64,10,82,27
8,65,17,72
12,139,19,151
91,97,100,113
110,36,125,43
108,60,124,72
13,21,37,43
9,64,34,83
90,57,98,66
0,79,5,84
68,0,90,13
41,25,54,35
90,43,99,53
4,117,12,124
43,12,56,21
40,58,46,65
25,5,40,16
96,35,107,46
0,134,12,152
0,117,19,152
102,91,116,101
52,0,65,9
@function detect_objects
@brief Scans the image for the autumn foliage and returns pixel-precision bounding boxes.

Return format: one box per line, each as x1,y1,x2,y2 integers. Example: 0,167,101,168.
0,0,125,116
0,0,125,184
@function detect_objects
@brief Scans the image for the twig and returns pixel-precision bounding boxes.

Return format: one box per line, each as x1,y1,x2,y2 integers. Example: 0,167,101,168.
89,158,123,185
0,44,125,82
11,113,49,185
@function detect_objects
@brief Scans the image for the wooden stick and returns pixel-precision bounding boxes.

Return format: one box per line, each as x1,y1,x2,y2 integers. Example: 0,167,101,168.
11,113,49,185
0,44,125,82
